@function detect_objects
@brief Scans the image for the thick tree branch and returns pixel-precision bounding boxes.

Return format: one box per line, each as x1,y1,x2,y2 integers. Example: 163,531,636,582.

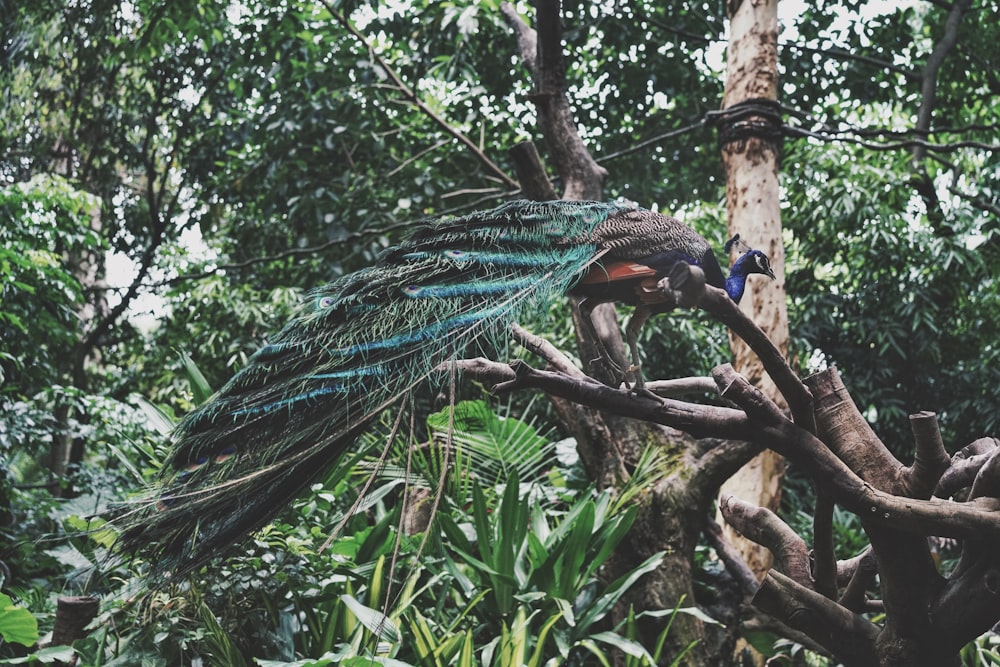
703,516,759,596
811,487,838,599
455,356,1000,543
508,141,557,201
753,570,880,667
499,1,607,199
936,438,1000,499
838,547,879,612
904,411,952,499
912,0,973,163
699,285,814,431
715,365,1000,540
719,495,812,588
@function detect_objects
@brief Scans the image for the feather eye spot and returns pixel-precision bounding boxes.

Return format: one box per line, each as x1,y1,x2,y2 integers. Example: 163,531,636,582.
186,456,209,472
215,445,237,463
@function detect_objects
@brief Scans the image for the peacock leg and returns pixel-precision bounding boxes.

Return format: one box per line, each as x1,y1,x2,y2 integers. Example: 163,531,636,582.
577,298,625,385
624,305,653,391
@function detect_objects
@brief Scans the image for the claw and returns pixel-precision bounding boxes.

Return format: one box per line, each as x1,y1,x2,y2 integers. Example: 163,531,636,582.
629,385,661,401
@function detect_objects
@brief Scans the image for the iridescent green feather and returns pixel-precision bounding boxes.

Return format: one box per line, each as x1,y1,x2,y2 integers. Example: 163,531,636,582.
112,199,636,575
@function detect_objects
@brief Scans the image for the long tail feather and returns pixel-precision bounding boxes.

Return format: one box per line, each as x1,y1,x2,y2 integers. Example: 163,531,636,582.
111,199,635,576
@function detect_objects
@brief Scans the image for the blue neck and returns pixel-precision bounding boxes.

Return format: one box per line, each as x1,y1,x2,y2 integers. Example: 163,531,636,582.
724,255,754,304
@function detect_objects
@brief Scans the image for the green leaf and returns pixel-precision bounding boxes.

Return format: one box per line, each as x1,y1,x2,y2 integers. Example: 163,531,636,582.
0,645,75,664
0,593,38,647
340,594,401,644
590,631,655,660
177,350,215,405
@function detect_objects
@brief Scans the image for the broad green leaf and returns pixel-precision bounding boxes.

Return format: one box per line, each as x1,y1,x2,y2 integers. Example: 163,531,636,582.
0,593,38,647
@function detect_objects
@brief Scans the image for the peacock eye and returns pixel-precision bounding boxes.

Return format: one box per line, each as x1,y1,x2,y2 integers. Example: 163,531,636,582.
402,285,422,296
444,250,468,260
318,296,335,308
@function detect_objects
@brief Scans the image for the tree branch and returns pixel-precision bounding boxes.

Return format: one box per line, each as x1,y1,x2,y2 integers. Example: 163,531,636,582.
912,0,973,163
324,1,518,190
719,495,812,588
499,1,607,200
753,570,880,667
904,411,952,499
703,516,759,596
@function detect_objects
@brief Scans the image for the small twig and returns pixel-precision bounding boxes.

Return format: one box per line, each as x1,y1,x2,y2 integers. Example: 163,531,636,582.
323,0,518,190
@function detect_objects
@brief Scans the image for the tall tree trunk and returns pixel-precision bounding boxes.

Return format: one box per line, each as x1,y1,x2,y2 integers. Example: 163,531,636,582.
502,3,726,662
717,0,788,579
49,139,107,487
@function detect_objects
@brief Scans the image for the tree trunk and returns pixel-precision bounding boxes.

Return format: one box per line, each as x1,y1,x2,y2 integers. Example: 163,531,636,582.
501,3,728,662
49,143,107,489
717,0,788,582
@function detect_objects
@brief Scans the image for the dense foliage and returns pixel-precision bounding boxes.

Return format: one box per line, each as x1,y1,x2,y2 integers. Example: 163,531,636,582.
1,0,998,663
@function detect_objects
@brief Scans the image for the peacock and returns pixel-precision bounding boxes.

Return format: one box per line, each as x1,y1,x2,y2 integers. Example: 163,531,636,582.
111,199,775,576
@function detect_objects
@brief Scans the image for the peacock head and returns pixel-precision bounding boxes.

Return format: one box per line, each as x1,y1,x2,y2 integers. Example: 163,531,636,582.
733,249,776,280
725,246,776,303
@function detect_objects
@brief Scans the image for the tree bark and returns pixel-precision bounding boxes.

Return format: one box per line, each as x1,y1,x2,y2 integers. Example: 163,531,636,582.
717,0,788,584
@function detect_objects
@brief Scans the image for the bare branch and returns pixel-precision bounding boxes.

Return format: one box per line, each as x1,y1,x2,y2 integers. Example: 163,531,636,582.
699,286,815,431
754,570,880,667
812,487,838,599
509,323,586,379
838,547,879,613
803,367,903,489
508,141,557,201
703,515,759,597
645,376,719,398
499,0,607,199
936,438,1000,499
912,0,974,163
720,494,813,589
904,411,952,499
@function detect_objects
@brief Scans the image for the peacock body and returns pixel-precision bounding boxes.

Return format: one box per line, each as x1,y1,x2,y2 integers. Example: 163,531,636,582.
113,199,774,575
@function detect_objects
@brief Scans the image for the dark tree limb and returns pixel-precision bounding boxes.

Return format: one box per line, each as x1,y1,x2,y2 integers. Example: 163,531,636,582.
499,1,607,199
753,570,880,667
703,516,759,597
912,0,973,164
811,486,838,599
936,438,1000,499
719,495,812,589
508,141,557,201
454,355,1000,541
510,323,586,379
698,285,814,432
838,547,879,613
904,411,952,499
715,365,1000,540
